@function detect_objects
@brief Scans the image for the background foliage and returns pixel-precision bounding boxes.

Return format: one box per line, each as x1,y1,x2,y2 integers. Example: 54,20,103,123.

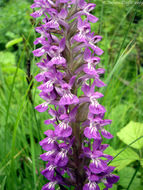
0,0,143,189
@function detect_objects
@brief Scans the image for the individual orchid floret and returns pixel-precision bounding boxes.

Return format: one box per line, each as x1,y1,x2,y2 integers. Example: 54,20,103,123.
72,17,91,43
35,91,57,112
55,119,72,137
41,163,56,180
84,118,102,140
47,38,66,67
58,76,79,105
39,129,57,151
81,81,106,114
43,8,69,30
70,0,98,23
85,33,103,55
83,48,101,75
37,71,64,93
31,0,119,189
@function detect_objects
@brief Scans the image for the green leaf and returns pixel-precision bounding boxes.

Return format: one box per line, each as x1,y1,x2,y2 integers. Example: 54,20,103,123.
2,66,25,75
117,121,143,149
0,176,7,190
118,167,141,190
140,159,143,167
0,51,15,66
104,146,139,170
2,66,26,87
5,37,23,48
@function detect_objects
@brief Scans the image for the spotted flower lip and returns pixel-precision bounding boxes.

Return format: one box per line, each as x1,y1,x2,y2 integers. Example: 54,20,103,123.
35,102,49,112
37,71,64,93
55,121,72,137
38,80,55,93
41,163,56,180
40,149,57,162
83,181,100,190
89,159,108,174
80,82,106,115
89,97,106,115
39,136,56,151
42,181,57,190
72,17,91,43
57,77,79,105
54,149,69,167
84,120,101,140
31,0,119,189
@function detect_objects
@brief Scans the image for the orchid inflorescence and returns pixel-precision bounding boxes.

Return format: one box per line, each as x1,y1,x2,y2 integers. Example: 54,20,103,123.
31,0,119,189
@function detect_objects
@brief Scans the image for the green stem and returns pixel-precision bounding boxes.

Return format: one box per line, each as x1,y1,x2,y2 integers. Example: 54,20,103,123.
28,103,37,190
127,161,140,190
109,136,143,164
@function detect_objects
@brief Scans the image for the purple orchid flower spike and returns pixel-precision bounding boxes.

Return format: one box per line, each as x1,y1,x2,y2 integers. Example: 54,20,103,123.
104,175,120,190
35,101,49,112
38,80,55,93
32,47,47,57
54,139,74,167
31,0,119,189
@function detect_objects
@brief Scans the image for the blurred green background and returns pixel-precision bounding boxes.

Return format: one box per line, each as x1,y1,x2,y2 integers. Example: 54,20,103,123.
0,0,143,189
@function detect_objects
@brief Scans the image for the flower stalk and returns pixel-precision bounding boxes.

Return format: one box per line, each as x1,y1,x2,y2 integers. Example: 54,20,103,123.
31,0,119,189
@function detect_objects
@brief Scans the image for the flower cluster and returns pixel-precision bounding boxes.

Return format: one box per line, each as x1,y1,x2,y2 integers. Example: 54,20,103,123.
31,0,119,189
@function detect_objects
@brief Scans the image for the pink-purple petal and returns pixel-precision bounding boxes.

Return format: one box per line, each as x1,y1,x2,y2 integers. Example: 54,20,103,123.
55,122,72,137
83,182,100,190
87,14,99,23
84,127,101,139
89,103,106,115
89,159,108,174
59,93,79,105
35,102,49,112
101,129,113,139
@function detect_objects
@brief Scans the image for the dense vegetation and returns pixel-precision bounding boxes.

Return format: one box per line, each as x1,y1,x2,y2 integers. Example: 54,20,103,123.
0,0,143,189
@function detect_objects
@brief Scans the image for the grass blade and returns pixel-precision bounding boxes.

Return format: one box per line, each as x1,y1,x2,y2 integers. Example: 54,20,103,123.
28,103,37,190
